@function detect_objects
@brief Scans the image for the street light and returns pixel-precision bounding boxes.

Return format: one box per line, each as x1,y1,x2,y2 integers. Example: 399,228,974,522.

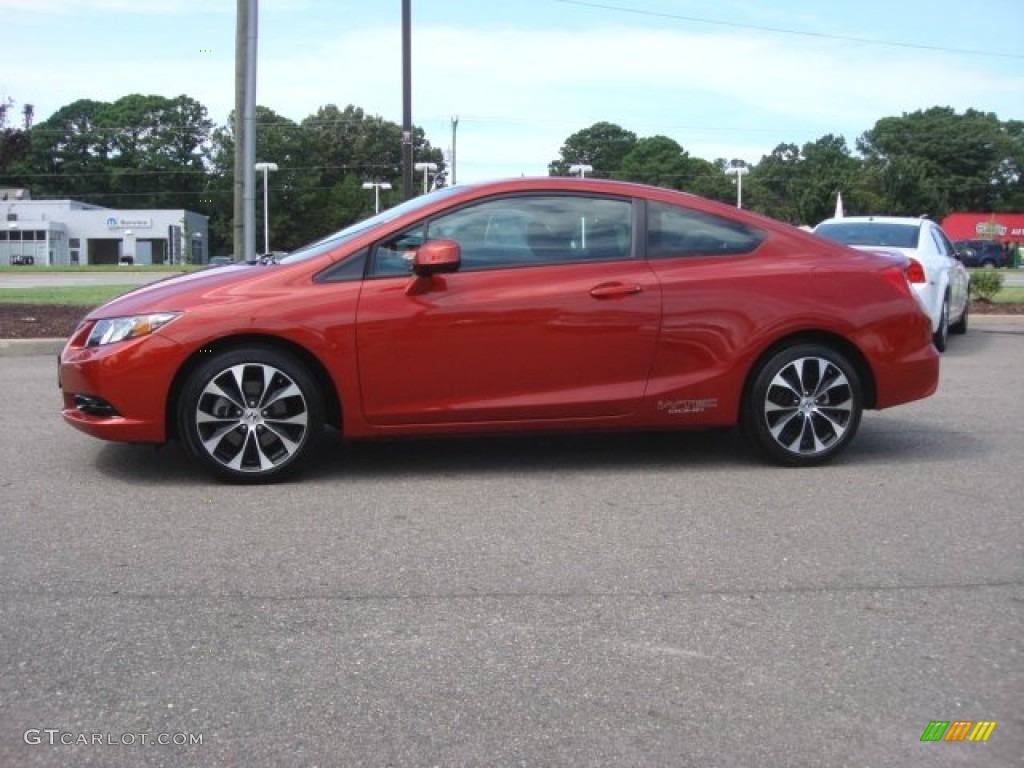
569,164,593,178
362,181,393,214
725,164,749,208
254,161,278,255
414,162,438,194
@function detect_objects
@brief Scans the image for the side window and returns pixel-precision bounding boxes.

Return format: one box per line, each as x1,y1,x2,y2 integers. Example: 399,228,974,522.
426,195,633,271
315,248,368,283
369,225,426,277
931,227,956,259
647,201,765,258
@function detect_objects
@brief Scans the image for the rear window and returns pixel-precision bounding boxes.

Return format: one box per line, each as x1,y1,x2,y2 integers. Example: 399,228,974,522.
815,222,920,249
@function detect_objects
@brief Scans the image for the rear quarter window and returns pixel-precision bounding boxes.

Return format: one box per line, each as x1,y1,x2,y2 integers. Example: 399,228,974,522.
646,201,764,258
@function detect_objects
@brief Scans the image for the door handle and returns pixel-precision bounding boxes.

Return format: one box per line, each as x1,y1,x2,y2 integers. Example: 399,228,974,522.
590,283,643,299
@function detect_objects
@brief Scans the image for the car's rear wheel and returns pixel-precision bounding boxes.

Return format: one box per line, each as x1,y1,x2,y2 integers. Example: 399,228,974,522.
742,344,863,467
933,295,949,352
178,346,324,482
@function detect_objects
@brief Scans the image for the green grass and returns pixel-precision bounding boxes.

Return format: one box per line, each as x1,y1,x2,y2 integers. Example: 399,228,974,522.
989,286,1024,304
0,285,134,306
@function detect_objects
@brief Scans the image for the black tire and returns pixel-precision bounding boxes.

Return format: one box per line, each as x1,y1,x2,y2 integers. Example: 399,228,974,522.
742,343,863,467
932,296,949,352
950,298,969,335
178,346,324,482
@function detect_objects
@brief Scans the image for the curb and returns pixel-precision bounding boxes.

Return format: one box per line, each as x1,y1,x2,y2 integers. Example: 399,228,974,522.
0,338,66,357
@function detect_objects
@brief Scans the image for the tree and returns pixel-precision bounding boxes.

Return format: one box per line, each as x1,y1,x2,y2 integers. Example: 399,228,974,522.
793,135,863,224
618,135,693,188
207,106,316,254
19,95,213,210
857,107,1013,218
101,94,213,209
749,136,871,225
548,122,638,177
206,103,446,255
684,157,735,204
0,98,31,179
19,98,112,202
298,104,443,239
751,143,802,222
993,119,1024,212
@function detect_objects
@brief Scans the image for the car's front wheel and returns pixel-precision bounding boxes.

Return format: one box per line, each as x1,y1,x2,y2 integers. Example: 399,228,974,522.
178,346,324,482
742,344,863,467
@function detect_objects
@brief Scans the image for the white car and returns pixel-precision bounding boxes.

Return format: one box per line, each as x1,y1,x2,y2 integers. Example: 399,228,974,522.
813,216,970,351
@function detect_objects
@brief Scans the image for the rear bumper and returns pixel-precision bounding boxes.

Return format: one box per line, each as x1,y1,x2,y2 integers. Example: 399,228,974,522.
873,339,940,409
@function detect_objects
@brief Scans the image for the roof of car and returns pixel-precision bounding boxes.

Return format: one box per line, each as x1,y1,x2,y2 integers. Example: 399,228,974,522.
816,216,930,228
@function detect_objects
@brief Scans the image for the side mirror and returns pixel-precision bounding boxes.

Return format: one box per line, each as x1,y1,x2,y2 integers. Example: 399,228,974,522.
413,239,461,276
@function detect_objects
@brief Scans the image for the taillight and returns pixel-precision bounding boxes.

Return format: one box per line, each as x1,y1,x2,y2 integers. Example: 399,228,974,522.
879,265,913,298
905,257,927,284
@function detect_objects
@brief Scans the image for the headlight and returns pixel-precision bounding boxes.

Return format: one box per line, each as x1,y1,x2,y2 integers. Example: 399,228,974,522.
86,312,181,347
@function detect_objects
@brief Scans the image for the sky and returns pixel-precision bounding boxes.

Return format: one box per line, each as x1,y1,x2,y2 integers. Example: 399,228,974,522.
1,0,1023,183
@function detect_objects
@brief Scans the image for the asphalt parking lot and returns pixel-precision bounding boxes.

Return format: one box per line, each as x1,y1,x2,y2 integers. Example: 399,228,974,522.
1,320,1022,767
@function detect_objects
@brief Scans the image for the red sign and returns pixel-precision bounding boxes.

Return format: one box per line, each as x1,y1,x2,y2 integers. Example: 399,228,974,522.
941,213,1024,243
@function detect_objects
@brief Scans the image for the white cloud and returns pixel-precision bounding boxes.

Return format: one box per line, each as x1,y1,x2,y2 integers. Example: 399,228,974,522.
0,0,221,11
4,10,1020,181
252,22,1021,177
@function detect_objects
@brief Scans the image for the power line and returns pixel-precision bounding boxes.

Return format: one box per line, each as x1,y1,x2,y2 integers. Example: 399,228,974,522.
0,163,404,180
555,0,1024,60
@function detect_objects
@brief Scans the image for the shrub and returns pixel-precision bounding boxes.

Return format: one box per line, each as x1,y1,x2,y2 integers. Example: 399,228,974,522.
969,268,1003,302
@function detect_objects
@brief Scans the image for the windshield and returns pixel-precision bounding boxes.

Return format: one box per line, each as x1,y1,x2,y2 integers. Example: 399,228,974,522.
279,186,466,264
815,221,920,249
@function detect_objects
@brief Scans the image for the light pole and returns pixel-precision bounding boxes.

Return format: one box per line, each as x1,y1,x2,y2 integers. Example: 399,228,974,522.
725,164,749,208
254,161,278,255
569,163,593,178
414,162,438,194
362,181,393,214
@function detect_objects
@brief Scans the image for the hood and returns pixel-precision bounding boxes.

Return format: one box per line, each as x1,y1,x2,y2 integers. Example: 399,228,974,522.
84,264,291,320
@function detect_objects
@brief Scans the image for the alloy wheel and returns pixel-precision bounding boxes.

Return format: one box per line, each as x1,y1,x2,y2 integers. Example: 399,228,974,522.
761,355,855,458
194,362,310,473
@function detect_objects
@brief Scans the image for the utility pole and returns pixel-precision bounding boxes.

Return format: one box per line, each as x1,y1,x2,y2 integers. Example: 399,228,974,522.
242,0,257,261
234,0,257,261
401,0,414,199
451,115,459,186
232,0,246,260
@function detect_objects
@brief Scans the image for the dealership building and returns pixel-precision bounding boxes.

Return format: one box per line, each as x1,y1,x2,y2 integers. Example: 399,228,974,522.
1,189,209,266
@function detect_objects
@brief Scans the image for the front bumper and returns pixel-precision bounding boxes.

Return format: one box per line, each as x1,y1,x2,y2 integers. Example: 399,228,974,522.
59,330,185,444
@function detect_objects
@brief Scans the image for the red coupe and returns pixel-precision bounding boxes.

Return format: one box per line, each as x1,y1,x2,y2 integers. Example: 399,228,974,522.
59,178,939,481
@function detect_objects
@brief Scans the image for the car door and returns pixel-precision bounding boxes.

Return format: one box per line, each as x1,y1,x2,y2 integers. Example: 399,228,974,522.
931,225,969,321
355,193,662,426
639,199,770,421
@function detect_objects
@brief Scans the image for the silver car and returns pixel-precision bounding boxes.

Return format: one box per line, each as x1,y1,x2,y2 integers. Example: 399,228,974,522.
814,216,970,351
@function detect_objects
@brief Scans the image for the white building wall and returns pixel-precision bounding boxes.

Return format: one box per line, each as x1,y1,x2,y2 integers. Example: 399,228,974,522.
2,200,209,266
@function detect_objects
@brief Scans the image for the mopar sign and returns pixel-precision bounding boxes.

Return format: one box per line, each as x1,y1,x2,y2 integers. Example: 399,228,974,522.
105,216,153,230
